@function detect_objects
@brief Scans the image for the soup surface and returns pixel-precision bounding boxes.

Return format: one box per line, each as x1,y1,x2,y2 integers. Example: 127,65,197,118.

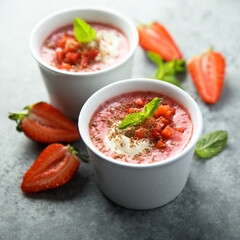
41,22,129,72
89,91,193,164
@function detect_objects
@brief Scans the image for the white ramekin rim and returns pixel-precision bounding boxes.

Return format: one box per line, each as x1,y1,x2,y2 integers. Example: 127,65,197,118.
29,6,139,77
78,78,203,169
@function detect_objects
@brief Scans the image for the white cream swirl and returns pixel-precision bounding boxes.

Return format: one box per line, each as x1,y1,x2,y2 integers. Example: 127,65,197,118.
105,122,153,156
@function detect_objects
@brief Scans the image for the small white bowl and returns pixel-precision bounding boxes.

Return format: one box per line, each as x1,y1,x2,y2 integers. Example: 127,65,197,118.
30,7,138,119
78,78,203,210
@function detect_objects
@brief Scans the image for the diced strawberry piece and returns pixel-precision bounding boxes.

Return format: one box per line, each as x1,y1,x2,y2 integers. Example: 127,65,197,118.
135,98,145,107
137,22,182,61
81,57,89,68
154,121,163,131
59,38,66,49
158,116,169,127
56,48,64,64
135,128,148,139
127,108,143,114
127,108,135,114
174,127,185,133
151,128,161,139
155,140,167,149
58,63,72,70
153,105,175,120
65,52,80,65
88,49,99,60
58,35,70,48
64,38,80,53
161,125,175,139
144,117,155,127
21,144,80,193
187,50,225,104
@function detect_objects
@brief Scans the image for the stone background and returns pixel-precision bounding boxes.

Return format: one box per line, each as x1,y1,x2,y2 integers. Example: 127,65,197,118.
0,0,239,239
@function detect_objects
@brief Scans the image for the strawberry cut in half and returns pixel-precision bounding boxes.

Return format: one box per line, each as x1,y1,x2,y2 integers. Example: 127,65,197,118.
21,144,80,193
9,102,80,143
187,49,225,104
137,22,182,61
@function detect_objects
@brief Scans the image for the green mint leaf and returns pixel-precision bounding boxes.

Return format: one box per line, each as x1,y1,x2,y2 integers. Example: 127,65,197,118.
164,59,176,76
118,112,145,130
165,59,186,74
74,18,96,43
147,51,186,88
155,64,165,79
162,75,184,89
175,59,186,72
147,52,165,79
195,130,228,159
144,97,162,118
147,51,163,64
118,97,162,130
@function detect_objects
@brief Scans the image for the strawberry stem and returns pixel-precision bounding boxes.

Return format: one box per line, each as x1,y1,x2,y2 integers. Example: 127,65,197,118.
78,153,89,163
207,47,214,53
8,110,29,132
67,145,89,163
8,102,42,132
137,22,151,29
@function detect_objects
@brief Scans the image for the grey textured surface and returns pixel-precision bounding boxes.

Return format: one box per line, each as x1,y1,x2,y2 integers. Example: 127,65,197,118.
0,0,240,239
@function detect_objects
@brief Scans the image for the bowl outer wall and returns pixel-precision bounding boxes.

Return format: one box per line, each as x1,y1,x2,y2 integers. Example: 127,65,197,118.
29,7,139,119
38,56,134,119
78,78,203,209
87,145,195,209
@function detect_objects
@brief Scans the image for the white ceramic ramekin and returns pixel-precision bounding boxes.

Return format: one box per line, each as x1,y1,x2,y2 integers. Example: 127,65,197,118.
30,7,138,119
78,78,203,210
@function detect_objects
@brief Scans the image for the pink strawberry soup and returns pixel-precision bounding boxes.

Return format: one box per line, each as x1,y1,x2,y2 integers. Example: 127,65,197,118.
89,91,193,164
40,22,129,72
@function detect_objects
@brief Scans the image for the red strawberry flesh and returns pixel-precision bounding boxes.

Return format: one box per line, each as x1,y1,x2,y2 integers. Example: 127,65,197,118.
21,143,80,193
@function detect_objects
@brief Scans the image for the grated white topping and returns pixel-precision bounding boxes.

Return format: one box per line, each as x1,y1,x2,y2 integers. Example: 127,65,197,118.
95,30,122,65
105,122,153,157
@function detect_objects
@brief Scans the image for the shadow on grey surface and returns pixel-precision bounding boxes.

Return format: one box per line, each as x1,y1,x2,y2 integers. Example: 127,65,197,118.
93,175,229,240
176,71,187,83
22,169,89,201
20,138,90,201
193,152,209,162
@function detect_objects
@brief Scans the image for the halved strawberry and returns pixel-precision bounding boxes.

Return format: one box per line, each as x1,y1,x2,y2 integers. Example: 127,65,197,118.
9,102,80,143
137,22,182,61
187,49,225,104
21,144,80,193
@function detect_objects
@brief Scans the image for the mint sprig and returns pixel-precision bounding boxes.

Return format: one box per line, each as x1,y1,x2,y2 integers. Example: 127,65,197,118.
195,130,228,159
147,51,185,89
74,18,97,43
118,97,162,130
